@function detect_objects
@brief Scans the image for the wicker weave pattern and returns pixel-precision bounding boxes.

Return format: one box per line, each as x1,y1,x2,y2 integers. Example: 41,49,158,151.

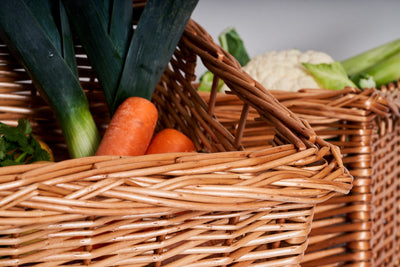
204,85,400,266
369,118,399,267
293,87,400,267
0,151,333,266
0,7,353,265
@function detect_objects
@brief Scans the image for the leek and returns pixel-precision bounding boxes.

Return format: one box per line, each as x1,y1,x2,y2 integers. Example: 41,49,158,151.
0,0,100,158
112,0,199,111
63,0,198,114
303,39,400,90
62,0,133,114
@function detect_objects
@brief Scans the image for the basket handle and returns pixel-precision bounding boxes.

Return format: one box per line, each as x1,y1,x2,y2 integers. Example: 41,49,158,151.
182,20,317,151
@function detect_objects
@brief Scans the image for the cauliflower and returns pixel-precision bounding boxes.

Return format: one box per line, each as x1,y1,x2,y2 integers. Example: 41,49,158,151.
236,49,335,92
202,28,399,93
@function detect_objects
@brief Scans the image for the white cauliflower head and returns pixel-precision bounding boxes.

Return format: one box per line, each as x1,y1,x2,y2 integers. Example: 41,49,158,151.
237,49,334,92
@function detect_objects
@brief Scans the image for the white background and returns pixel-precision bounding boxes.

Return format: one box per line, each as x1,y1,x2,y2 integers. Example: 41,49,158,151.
191,0,400,77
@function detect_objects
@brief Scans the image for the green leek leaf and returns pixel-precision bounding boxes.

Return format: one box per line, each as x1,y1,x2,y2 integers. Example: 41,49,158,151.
58,0,78,76
62,0,129,114
93,0,110,30
109,0,133,59
0,0,100,158
112,0,199,111
22,0,62,53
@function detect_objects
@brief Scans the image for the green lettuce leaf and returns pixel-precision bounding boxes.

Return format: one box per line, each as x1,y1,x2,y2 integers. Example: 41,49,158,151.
302,61,358,90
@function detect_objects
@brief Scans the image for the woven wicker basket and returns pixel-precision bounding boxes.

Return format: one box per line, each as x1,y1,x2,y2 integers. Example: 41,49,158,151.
202,84,400,267
0,11,353,267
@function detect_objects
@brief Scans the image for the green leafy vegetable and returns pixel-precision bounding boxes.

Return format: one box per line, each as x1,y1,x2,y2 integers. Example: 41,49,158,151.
199,27,250,92
0,119,51,166
0,0,100,158
357,74,376,89
112,0,199,111
302,61,357,90
109,0,133,59
64,0,198,114
219,27,250,66
198,71,224,92
304,39,400,90
62,0,132,114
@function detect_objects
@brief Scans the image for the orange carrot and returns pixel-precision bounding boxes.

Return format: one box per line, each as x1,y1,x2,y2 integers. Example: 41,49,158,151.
96,97,158,156
145,128,196,155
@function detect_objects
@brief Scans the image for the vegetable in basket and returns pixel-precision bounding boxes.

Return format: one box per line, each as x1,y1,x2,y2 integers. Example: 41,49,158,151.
64,0,199,156
243,49,347,91
0,0,100,158
304,38,400,89
198,27,250,92
61,0,133,114
0,0,199,159
341,38,400,87
145,128,196,155
95,97,196,156
198,28,346,92
0,119,52,166
242,40,400,91
111,0,199,112
202,26,400,92
95,97,159,156
63,0,199,114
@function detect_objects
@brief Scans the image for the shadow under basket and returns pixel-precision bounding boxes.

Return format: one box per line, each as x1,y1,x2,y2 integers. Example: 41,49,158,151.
202,84,400,267
0,19,352,266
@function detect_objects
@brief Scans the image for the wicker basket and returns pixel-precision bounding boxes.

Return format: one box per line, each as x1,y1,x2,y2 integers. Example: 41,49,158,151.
202,84,400,267
0,14,353,267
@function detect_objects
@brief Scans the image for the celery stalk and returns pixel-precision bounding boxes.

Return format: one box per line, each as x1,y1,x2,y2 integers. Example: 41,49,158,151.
341,38,400,77
352,51,400,88
304,39,400,90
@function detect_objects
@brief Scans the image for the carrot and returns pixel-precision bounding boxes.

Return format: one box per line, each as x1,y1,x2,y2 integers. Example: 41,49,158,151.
145,128,196,155
95,97,158,156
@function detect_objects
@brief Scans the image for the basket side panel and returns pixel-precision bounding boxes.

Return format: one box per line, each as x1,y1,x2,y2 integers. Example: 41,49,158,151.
206,89,399,267
369,117,400,267
397,119,400,267
279,89,400,267
0,199,314,266
299,119,377,267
